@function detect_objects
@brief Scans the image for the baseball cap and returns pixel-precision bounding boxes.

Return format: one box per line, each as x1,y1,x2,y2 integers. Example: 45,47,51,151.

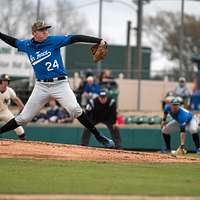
171,98,180,105
99,90,107,97
32,20,51,32
0,74,10,81
179,77,186,83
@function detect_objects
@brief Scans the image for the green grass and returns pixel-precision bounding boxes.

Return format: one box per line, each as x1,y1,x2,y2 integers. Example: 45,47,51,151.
0,158,200,196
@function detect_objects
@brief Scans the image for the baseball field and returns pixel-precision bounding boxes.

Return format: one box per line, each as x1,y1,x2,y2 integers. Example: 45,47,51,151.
0,139,200,200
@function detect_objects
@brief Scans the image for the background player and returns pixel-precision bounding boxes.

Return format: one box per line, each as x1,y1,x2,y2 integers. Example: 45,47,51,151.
0,74,25,140
161,97,200,154
0,20,114,148
81,90,121,148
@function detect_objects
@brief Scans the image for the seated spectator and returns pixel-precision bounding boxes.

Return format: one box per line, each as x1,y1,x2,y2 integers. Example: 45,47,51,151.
57,106,73,123
81,76,101,107
46,98,60,123
75,70,94,105
99,69,119,102
174,77,191,97
174,77,191,109
99,69,113,84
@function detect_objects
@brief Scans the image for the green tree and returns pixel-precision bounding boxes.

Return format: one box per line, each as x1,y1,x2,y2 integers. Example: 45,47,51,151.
144,11,200,81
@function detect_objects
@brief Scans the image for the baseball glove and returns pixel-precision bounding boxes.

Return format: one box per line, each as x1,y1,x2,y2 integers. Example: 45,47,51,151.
91,41,108,63
176,145,187,155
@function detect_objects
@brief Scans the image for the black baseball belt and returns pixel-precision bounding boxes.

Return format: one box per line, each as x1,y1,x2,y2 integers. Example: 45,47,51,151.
37,76,67,82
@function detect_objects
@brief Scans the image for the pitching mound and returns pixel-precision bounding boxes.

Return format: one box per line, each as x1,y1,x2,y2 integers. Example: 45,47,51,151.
0,139,200,163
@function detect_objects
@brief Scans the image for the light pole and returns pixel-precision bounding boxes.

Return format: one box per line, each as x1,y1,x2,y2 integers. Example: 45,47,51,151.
135,0,143,111
98,0,103,38
97,0,103,73
36,0,41,20
126,21,132,78
179,0,184,76
179,0,200,76
97,0,136,73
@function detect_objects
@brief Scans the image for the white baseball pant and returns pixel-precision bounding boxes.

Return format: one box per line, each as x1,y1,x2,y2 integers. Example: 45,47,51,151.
15,79,82,125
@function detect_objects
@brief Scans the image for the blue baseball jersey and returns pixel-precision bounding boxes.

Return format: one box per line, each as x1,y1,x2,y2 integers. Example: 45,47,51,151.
164,104,192,128
16,35,72,80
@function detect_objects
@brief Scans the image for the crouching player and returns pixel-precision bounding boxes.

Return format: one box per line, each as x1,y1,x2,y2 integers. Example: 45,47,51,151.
161,98,200,154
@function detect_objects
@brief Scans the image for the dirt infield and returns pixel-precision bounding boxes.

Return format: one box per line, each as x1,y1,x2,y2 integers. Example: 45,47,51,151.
1,139,200,200
0,139,200,163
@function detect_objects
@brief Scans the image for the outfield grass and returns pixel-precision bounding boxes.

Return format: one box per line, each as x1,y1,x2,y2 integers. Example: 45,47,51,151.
0,158,200,196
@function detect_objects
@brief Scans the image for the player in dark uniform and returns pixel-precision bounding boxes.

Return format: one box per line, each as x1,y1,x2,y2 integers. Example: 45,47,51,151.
81,90,121,148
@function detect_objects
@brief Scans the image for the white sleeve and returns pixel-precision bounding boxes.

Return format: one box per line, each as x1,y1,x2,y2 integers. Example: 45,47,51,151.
8,87,17,100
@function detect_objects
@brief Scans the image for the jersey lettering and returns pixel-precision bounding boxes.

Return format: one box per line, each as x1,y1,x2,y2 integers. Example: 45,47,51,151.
31,51,51,66
46,59,59,71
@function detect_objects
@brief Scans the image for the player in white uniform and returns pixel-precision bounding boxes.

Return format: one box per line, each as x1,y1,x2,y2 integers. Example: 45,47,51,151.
0,74,25,140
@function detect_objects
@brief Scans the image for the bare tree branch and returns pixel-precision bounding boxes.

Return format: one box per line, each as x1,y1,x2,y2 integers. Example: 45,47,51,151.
144,11,200,81
0,0,90,38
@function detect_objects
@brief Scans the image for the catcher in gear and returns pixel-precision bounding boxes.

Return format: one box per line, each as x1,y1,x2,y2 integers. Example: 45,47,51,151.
91,40,108,63
161,97,200,154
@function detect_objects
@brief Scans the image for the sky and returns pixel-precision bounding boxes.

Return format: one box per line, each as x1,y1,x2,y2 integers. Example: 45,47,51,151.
69,0,200,72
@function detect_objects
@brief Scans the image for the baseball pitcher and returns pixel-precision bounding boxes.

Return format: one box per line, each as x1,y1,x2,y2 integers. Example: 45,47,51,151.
0,20,113,148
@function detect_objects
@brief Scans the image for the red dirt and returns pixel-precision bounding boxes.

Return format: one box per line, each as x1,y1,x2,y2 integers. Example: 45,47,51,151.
0,139,200,163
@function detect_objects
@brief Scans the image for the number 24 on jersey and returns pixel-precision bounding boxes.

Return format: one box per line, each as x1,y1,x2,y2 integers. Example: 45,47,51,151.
45,60,59,71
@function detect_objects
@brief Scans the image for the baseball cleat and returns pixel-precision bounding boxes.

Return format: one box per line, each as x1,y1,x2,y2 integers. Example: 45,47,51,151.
159,149,171,154
98,135,115,148
105,139,115,148
196,147,200,154
18,133,26,140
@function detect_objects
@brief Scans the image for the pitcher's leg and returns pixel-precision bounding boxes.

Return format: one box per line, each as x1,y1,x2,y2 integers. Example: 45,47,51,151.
81,128,92,146
15,127,26,140
53,80,82,118
81,120,98,146
0,83,50,134
54,81,114,148
1,109,26,140
16,82,50,125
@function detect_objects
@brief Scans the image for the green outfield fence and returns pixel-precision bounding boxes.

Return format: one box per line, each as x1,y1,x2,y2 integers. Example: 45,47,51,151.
0,123,198,151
